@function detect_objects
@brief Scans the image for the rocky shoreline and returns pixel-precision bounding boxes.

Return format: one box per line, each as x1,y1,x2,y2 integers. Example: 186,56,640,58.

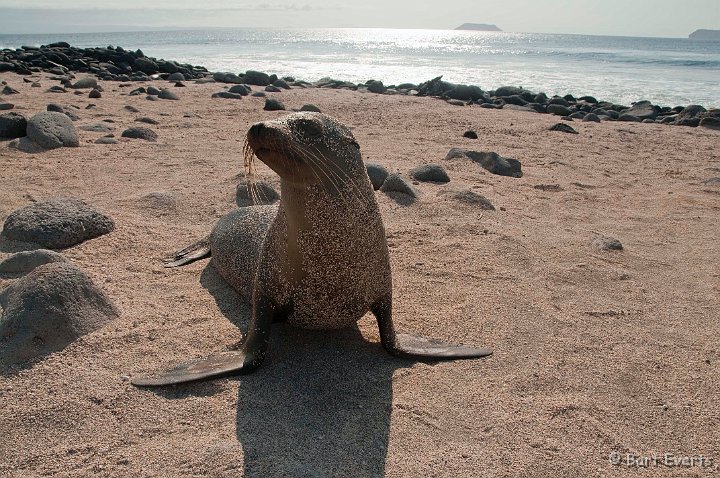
1,42,719,130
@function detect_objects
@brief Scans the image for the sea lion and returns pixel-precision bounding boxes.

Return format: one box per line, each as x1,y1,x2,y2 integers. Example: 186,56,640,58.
131,112,492,387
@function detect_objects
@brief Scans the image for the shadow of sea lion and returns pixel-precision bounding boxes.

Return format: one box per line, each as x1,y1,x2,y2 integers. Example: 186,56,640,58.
198,264,406,477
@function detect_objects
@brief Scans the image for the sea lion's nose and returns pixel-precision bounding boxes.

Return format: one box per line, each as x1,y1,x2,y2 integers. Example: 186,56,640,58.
249,122,265,137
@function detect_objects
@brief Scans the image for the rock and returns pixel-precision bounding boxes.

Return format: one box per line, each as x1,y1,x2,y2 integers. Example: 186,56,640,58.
0,262,118,365
78,123,113,133
445,148,522,178
243,70,271,86
228,84,250,95
300,104,321,113
71,77,98,89
494,86,526,97
121,127,157,141
174,82,186,87
264,98,285,111
366,163,389,190
0,249,67,274
379,173,417,198
699,117,720,130
124,105,140,113
702,177,720,186
135,117,159,125
0,112,27,139
146,86,161,96
617,114,641,122
622,100,658,120
139,191,178,213
592,235,623,251
463,130,478,139
582,113,601,123
46,104,65,113
47,86,67,93
95,137,119,144
265,85,282,93
134,57,159,75
447,190,495,210
675,117,700,127
547,104,572,116
213,72,244,84
212,92,244,100
0,103,14,111
549,123,578,134
158,89,179,100
272,79,290,89
26,112,79,149
251,92,266,98
88,89,102,99
367,80,386,94
410,164,450,183
1,86,19,95
129,87,146,96
236,180,280,207
167,72,185,82
2,198,114,249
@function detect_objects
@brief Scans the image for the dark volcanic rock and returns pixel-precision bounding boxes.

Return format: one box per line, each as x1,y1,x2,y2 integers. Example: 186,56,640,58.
617,114,641,122
213,72,244,84
410,164,450,183
146,86,161,96
265,85,282,93
0,249,67,274
547,104,572,116
445,148,522,178
549,123,578,134
167,72,185,82
367,80,386,94
264,98,285,111
0,262,119,365
243,70,272,86
447,190,495,210
134,57,159,75
2,198,115,249
26,112,79,149
135,117,159,125
228,84,250,95
78,123,113,133
88,89,102,99
236,180,280,207
622,100,658,120
95,137,119,144
0,103,14,111
463,130,478,139
212,91,244,99
366,163,389,190
583,113,601,123
379,173,417,198
0,112,27,139
121,127,157,141
699,117,720,130
446,85,483,101
2,86,20,95
300,104,321,113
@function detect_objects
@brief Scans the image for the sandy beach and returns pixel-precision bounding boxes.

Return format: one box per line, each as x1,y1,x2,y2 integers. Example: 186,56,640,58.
1,72,719,477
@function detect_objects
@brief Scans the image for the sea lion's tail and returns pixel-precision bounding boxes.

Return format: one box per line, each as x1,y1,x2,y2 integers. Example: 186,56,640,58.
164,236,211,267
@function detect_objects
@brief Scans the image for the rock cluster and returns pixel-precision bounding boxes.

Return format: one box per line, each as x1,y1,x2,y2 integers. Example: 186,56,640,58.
0,43,208,81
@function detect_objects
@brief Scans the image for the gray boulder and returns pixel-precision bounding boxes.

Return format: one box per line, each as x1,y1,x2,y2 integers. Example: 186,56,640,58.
300,104,321,113
146,86,161,96
549,123,578,134
583,113,601,123
367,80,386,94
445,148,523,178
158,89,179,100
26,112,79,149
167,72,185,82
410,164,450,183
547,104,572,116
243,70,272,86
264,98,285,111
212,92,244,100
447,190,495,210
213,72,244,84
228,84,250,95
592,235,623,251
0,249,67,274
0,103,14,111
380,173,417,198
622,100,658,120
699,117,720,130
0,112,27,139
0,262,119,365
2,198,115,249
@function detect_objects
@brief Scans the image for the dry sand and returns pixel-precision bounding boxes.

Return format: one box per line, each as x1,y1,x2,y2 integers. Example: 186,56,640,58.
0,73,719,477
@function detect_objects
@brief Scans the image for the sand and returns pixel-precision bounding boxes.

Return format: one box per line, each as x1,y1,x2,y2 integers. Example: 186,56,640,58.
0,73,718,477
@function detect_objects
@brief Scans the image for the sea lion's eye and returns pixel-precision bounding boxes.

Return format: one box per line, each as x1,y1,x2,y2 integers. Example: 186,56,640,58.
296,119,323,137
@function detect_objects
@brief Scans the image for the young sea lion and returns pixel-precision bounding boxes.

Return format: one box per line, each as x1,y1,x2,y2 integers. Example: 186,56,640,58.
131,112,491,386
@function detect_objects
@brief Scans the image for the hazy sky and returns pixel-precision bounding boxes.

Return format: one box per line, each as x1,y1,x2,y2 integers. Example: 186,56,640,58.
0,0,718,37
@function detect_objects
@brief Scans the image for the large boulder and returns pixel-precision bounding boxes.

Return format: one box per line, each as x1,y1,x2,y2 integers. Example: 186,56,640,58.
2,198,115,249
236,180,280,207
121,127,157,141
243,70,272,86
0,249,67,274
446,85,484,101
26,112,79,149
0,262,119,365
71,77,98,89
622,100,659,120
410,164,450,183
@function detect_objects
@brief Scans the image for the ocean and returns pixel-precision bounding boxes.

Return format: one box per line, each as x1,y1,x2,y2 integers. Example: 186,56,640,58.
1,28,719,108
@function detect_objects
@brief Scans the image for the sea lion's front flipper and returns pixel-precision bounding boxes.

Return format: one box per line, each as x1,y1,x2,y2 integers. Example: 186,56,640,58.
131,351,253,386
132,295,280,387
372,296,493,359
164,237,211,268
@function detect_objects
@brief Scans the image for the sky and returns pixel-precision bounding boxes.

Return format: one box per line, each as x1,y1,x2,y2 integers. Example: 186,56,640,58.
0,0,718,37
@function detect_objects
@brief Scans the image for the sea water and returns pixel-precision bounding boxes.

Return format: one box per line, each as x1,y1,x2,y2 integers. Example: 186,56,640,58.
1,28,719,107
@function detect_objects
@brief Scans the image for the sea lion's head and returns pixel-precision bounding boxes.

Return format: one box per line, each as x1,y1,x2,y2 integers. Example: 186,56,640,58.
245,112,364,189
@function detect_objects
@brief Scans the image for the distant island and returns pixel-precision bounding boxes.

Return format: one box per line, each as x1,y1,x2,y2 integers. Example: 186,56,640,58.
455,23,502,32
689,29,720,40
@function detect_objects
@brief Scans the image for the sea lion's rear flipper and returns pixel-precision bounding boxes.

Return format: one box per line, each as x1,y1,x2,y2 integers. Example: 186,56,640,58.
164,237,211,267
131,351,252,387
372,296,493,360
